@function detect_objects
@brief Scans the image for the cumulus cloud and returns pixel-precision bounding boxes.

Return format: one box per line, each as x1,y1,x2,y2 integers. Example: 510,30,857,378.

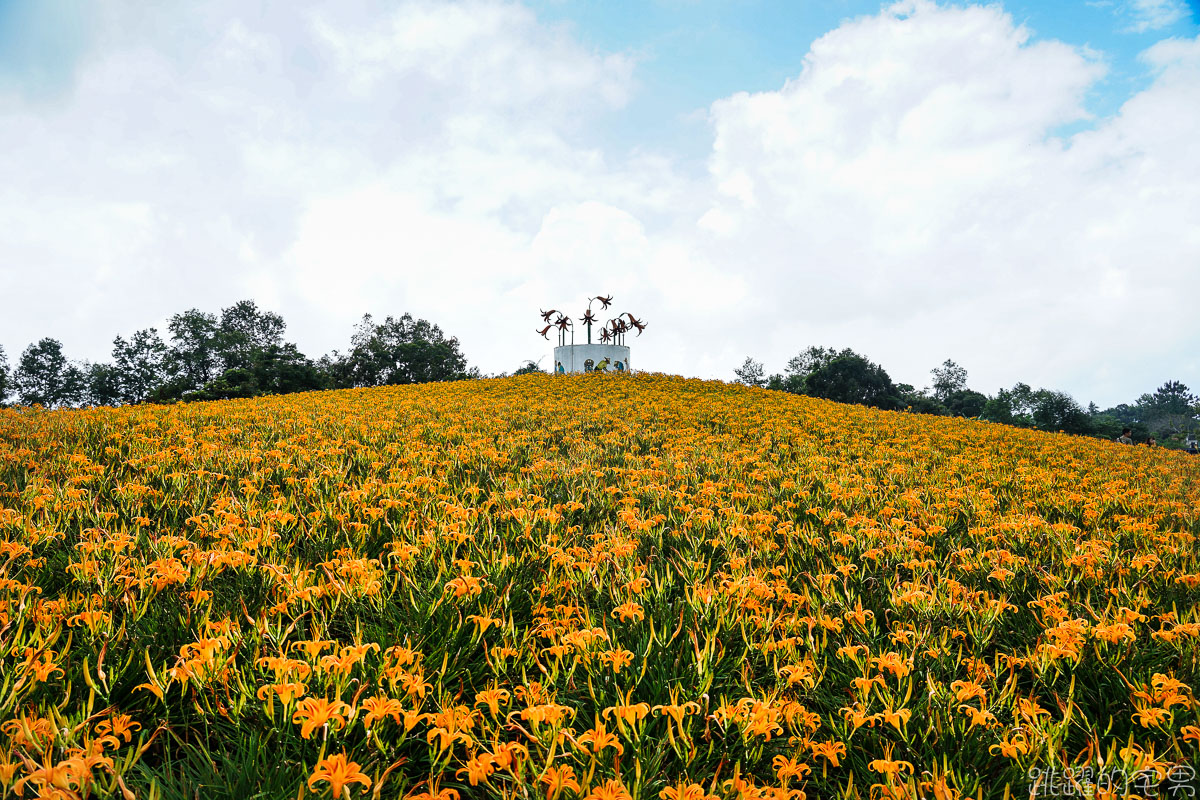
0,0,1197,406
701,0,1200,403
0,0,676,372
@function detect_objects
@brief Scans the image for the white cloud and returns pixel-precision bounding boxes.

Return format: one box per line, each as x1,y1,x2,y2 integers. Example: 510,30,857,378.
700,0,1200,403
0,0,1197,407
1124,0,1188,33
309,1,633,112
0,0,658,372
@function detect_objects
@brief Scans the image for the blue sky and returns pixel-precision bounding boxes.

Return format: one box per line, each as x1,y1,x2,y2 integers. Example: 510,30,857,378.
0,0,94,97
0,0,1198,406
3,0,1196,152
526,0,1199,160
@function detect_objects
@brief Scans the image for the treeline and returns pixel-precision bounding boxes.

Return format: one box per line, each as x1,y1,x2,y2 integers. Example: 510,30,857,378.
3,305,1195,449
735,347,1200,449
0,300,475,408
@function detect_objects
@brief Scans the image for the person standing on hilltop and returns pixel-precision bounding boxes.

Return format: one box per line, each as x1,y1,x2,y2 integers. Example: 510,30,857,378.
1117,428,1133,445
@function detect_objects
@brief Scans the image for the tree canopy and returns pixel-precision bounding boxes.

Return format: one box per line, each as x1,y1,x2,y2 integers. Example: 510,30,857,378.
323,313,470,389
13,338,85,408
735,351,1198,448
3,301,475,408
762,346,902,410
0,346,9,406
113,328,169,404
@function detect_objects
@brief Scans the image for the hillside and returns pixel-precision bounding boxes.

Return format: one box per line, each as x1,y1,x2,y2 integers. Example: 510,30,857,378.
0,373,1197,799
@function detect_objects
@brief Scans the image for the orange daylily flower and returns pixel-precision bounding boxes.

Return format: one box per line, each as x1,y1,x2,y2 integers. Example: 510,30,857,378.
308,752,371,797
292,697,350,739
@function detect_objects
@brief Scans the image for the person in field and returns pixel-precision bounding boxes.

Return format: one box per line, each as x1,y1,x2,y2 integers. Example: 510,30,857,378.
1117,428,1133,445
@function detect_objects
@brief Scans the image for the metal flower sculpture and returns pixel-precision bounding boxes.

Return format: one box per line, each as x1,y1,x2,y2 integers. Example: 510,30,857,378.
534,295,646,347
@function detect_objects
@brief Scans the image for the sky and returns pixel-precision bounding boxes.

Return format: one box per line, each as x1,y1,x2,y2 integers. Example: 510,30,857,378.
0,0,1197,408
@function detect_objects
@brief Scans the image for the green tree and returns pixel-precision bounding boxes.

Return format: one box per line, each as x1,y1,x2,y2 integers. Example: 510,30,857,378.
896,383,947,415
164,309,221,394
82,362,122,407
943,389,988,418
983,383,1090,434
324,313,470,388
1146,380,1196,415
0,345,9,406
766,347,833,394
982,383,1037,427
733,357,766,388
513,360,543,376
774,346,901,409
1031,389,1091,434
804,351,902,409
1089,412,1127,441
1101,403,1142,426
148,302,327,402
930,359,968,402
217,300,286,371
765,371,804,393
190,344,326,401
112,328,169,404
175,302,323,401
14,338,85,407
784,346,841,381
1137,380,1198,439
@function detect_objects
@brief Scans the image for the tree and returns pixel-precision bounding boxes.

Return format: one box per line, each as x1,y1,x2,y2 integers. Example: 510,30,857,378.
252,344,327,395
1031,390,1091,434
733,357,766,388
784,346,842,381
896,383,947,415
982,383,1090,434
217,300,286,372
943,389,988,418
1138,380,1198,438
0,345,9,406
1102,403,1142,426
765,346,836,395
513,360,543,376
14,339,85,407
931,360,968,402
165,309,221,394
1147,380,1196,415
982,383,1037,427
770,346,901,409
325,313,469,388
82,362,122,407
190,343,327,401
802,351,902,409
112,328,169,404
1089,412,1127,441
763,346,901,408
765,371,805,394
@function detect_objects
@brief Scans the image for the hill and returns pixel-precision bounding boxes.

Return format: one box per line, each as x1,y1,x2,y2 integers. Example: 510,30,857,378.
0,373,1196,799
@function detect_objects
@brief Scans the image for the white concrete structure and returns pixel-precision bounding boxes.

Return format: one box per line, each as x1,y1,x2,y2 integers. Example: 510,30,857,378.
553,344,631,374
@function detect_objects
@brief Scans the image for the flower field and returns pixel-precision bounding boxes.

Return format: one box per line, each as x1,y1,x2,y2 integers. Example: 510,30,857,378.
0,373,1198,800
